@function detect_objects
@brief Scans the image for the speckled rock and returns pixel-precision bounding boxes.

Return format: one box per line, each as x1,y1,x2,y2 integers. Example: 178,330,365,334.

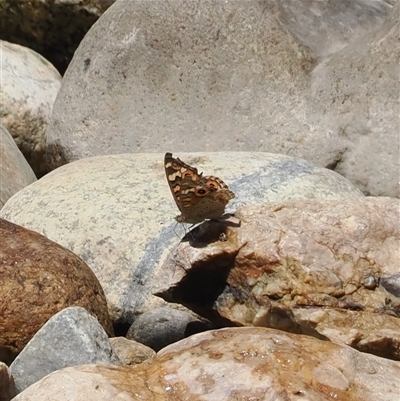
45,0,397,197
0,40,61,176
126,307,209,351
0,219,113,364
46,0,316,170
265,0,392,59
0,153,363,325
156,197,400,360
0,0,114,74
10,307,120,395
12,327,400,401
310,2,400,196
0,124,36,208
0,362,15,401
109,337,155,366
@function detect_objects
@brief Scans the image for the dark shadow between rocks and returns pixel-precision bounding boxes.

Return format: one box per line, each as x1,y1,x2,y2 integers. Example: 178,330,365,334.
45,141,70,172
0,346,17,366
112,322,131,338
155,252,237,327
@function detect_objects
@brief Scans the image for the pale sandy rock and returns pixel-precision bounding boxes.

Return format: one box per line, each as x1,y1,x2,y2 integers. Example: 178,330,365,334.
46,0,316,169
0,0,114,74
310,2,400,196
0,219,113,364
0,40,61,176
12,328,400,401
156,197,400,360
12,364,148,401
0,362,15,401
0,124,36,208
10,307,120,394
45,0,397,196
0,152,363,325
110,337,155,366
265,0,392,59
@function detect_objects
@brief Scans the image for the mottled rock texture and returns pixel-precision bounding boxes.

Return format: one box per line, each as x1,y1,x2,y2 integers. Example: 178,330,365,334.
0,153,363,325
10,307,120,394
0,124,36,208
310,1,400,196
156,197,400,360
44,0,398,196
109,337,155,366
0,40,61,177
12,328,400,401
0,219,113,364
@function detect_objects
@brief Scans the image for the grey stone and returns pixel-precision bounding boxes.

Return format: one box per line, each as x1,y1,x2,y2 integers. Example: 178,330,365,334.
46,0,316,167
264,0,392,59
0,40,61,177
10,307,120,394
309,2,400,196
126,307,208,351
0,153,363,326
45,0,398,196
0,124,36,208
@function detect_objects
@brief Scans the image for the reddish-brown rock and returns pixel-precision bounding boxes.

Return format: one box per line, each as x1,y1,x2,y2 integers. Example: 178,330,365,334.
12,327,400,401
0,219,113,363
156,197,400,360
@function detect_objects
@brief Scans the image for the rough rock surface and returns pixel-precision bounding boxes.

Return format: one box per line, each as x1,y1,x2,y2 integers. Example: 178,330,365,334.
0,40,61,176
265,0,393,59
0,152,363,324
0,219,113,364
46,0,314,169
0,362,15,401
109,337,155,366
126,306,209,351
0,0,115,74
12,327,400,401
310,1,400,196
0,124,36,208
10,307,120,395
45,0,398,197
156,197,400,360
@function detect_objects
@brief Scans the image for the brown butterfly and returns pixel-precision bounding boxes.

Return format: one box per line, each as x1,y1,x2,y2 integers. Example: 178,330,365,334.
164,152,235,224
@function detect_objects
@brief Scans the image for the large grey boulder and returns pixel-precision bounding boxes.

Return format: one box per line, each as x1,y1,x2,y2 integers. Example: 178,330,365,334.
0,152,363,325
45,0,398,196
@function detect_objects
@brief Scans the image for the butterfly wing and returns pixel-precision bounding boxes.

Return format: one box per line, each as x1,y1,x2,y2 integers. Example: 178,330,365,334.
164,153,235,224
178,176,235,223
164,152,202,214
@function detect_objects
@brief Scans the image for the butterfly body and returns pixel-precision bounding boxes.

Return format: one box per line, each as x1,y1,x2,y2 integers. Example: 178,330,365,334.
164,153,235,224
